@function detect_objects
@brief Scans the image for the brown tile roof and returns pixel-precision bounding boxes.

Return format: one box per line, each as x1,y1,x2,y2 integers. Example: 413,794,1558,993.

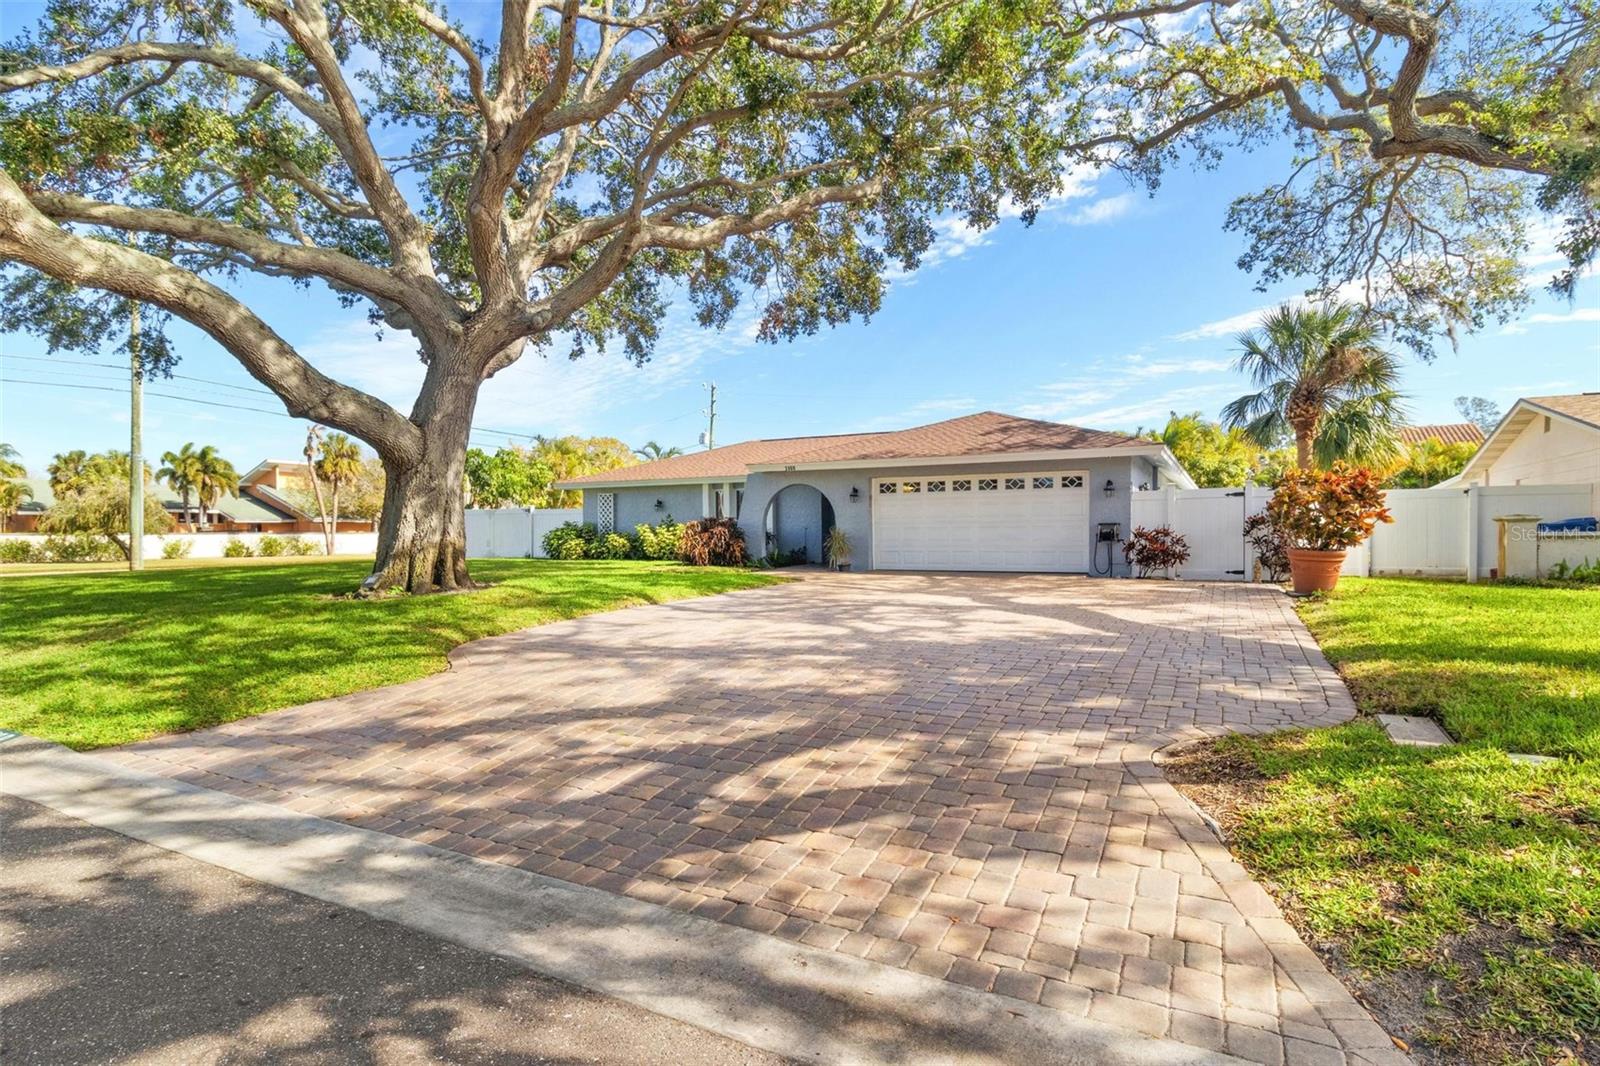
767,411,1146,465
562,412,1147,485
1526,393,1600,431
1396,422,1484,446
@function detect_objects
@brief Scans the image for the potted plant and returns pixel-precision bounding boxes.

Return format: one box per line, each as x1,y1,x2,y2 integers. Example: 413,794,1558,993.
1265,463,1391,593
825,526,853,571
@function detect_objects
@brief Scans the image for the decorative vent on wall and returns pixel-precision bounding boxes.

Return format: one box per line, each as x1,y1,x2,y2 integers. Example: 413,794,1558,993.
597,492,616,533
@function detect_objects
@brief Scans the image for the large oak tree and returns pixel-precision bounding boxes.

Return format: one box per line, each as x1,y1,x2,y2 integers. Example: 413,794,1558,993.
1,0,1592,591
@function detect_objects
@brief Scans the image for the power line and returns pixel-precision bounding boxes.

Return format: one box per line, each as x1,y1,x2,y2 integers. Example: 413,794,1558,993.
4,376,554,450
2,377,295,418
2,353,279,397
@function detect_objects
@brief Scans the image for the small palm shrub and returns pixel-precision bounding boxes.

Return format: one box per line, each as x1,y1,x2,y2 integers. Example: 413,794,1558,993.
161,538,193,560
1548,558,1600,584
680,518,746,566
0,539,36,563
1123,525,1191,578
222,537,253,558
256,534,287,556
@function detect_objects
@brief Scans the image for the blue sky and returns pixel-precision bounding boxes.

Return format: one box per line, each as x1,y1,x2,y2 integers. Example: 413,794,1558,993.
1,27,1596,472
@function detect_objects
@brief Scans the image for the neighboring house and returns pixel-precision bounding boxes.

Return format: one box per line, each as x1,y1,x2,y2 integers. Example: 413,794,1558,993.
559,411,1195,575
1396,422,1484,447
236,460,373,533
8,458,373,534
1454,394,1600,487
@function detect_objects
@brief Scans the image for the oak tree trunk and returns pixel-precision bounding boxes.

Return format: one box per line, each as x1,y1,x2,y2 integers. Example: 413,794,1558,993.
364,367,478,594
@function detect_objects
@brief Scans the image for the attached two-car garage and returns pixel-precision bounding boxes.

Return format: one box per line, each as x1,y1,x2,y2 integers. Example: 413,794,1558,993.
870,470,1092,572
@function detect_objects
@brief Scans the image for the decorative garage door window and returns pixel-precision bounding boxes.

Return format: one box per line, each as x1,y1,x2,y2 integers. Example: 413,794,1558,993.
873,472,1088,497
597,492,616,533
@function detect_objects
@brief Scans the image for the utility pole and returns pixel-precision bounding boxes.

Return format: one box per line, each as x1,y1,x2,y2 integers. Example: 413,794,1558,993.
702,381,717,450
128,301,144,572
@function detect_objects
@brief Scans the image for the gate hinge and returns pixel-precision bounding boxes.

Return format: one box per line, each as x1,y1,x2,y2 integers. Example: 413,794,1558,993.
1225,569,1246,575
1225,491,1246,497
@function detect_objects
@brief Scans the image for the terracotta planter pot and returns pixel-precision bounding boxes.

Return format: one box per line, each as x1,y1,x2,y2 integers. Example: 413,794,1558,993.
1287,547,1347,594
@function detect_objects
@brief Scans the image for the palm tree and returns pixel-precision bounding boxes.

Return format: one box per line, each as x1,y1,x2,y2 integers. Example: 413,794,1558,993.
1221,302,1407,470
316,433,363,533
0,443,23,479
47,450,90,496
193,446,239,528
635,440,684,461
157,443,205,530
0,478,31,532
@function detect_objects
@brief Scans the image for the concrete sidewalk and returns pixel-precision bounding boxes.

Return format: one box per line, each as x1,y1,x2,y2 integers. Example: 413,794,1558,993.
0,793,786,1066
2,735,1246,1065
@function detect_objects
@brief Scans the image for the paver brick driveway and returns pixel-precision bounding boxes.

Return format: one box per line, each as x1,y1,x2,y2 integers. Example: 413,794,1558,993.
111,574,1404,1065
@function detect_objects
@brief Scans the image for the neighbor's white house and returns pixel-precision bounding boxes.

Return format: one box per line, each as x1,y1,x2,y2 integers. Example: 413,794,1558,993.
1454,393,1600,487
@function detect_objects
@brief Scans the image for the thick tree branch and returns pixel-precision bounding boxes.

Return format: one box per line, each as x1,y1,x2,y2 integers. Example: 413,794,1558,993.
265,0,440,280
0,169,423,466
26,189,444,319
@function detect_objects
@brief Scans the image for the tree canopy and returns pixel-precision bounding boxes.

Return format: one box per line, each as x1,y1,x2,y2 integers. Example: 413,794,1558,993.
1,0,1593,589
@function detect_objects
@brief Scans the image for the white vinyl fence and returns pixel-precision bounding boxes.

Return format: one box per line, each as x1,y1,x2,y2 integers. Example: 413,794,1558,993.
1131,482,1600,582
0,530,379,558
464,507,582,558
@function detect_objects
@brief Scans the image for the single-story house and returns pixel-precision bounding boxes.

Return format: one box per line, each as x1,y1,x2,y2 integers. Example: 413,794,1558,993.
559,411,1195,575
1454,393,1600,487
1396,422,1484,447
7,458,372,534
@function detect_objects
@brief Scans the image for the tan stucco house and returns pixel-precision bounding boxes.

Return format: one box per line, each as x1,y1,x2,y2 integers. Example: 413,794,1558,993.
1455,394,1600,487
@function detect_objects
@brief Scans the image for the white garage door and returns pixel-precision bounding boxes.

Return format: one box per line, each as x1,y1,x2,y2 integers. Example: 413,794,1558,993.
872,471,1091,572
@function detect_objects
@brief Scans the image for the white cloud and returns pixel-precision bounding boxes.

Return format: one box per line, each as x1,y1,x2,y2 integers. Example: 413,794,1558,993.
1010,353,1241,428
1169,307,1270,342
1063,192,1137,226
1499,307,1600,335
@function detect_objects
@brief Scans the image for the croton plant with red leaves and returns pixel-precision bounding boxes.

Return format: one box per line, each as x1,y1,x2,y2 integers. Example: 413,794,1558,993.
1265,464,1393,551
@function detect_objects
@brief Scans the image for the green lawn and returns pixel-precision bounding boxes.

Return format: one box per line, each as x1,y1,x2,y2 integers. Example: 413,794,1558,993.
0,558,779,750
1180,578,1599,1064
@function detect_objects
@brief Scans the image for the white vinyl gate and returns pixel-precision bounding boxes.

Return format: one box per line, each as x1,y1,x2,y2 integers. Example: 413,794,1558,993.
1131,483,1599,582
464,508,582,558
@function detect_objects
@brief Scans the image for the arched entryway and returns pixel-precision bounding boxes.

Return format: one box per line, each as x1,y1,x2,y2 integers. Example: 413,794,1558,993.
761,483,837,565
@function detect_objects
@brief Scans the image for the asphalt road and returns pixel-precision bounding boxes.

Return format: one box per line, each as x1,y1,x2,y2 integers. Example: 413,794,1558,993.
0,794,790,1065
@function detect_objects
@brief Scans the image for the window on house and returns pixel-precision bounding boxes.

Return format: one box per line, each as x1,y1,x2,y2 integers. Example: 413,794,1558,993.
902,481,921,493
878,482,897,494
952,479,972,491
926,480,946,492
1032,476,1054,489
1004,477,1025,490
977,478,997,491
